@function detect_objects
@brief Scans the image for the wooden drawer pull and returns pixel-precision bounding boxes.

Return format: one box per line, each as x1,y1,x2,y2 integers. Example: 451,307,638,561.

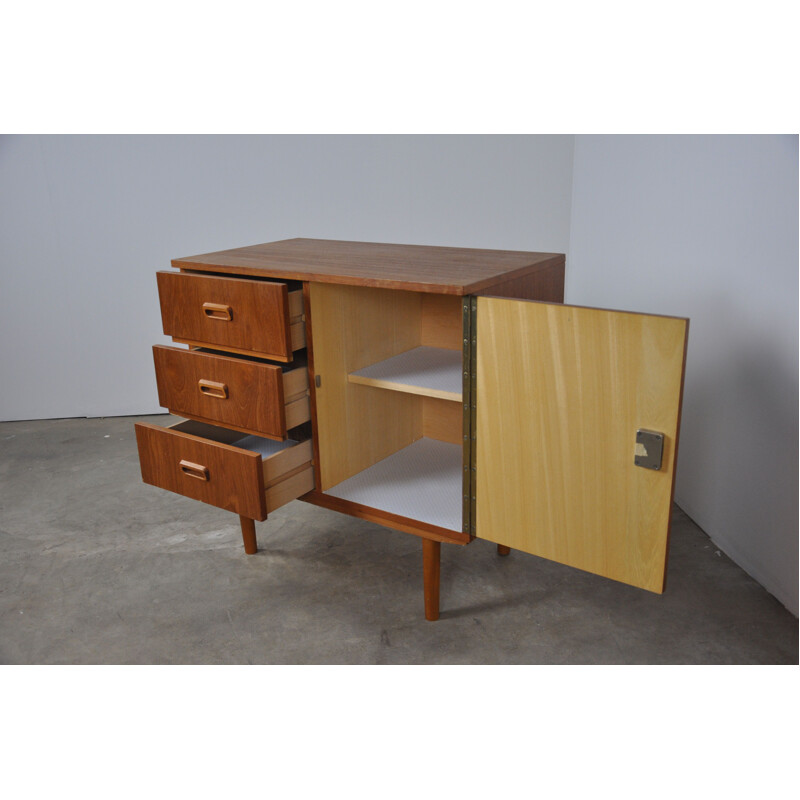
202,302,233,321
179,460,209,481
198,379,229,399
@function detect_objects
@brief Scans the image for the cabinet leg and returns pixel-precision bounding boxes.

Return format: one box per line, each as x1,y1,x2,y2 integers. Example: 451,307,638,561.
423,538,441,621
240,516,257,555
497,544,511,557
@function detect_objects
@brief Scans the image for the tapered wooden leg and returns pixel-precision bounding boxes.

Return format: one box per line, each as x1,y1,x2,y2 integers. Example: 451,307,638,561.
240,516,257,555
497,544,511,557
423,538,441,621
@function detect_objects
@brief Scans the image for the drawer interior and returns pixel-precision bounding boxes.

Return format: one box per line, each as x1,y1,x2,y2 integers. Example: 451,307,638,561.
170,418,308,464
170,418,293,451
169,419,314,511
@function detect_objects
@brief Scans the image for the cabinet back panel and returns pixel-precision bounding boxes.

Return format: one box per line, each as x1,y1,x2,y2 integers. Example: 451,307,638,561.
420,294,463,351
422,396,462,445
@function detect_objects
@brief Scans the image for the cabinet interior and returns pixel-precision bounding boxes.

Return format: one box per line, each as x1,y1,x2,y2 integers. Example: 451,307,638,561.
309,284,465,532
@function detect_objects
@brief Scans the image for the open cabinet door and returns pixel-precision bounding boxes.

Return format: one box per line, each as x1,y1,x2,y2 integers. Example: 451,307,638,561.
475,297,688,593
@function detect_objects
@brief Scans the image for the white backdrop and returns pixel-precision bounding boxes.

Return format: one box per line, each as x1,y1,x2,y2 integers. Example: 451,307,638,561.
0,134,575,420
568,135,798,614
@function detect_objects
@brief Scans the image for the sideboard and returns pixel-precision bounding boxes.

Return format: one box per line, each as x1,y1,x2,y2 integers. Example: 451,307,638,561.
135,238,688,620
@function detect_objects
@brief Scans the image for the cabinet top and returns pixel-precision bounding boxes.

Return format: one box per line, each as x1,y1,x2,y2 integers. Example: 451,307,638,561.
171,238,564,295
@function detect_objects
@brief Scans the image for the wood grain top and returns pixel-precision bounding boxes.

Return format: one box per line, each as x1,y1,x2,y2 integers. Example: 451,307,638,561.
172,238,564,295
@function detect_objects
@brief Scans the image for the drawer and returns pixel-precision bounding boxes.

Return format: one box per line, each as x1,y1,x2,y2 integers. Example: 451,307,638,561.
135,419,315,521
157,271,306,361
153,345,310,441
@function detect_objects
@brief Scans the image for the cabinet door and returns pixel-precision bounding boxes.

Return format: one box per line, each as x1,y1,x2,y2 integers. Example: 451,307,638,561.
476,297,688,593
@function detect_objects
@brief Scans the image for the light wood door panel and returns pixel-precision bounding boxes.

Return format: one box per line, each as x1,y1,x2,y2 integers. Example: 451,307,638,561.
476,297,688,593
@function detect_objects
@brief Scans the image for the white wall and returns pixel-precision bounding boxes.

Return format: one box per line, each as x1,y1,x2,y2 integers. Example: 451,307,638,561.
568,135,798,615
0,134,575,421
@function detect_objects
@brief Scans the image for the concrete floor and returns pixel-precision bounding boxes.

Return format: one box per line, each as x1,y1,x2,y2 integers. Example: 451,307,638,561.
0,415,796,664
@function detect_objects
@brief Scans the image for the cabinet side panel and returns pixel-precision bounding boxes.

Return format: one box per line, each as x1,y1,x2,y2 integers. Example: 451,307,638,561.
309,283,423,490
475,260,565,302
476,297,687,593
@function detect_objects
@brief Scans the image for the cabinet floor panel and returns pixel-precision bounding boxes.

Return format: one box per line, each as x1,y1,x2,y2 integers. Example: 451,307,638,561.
325,438,462,533
348,346,462,401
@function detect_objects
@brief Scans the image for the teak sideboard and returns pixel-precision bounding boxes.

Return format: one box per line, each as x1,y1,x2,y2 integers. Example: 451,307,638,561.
135,238,688,620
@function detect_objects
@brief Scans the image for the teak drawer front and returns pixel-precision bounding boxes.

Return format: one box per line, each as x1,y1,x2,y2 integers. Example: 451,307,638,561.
135,422,268,519
135,421,315,521
157,271,305,361
153,346,310,440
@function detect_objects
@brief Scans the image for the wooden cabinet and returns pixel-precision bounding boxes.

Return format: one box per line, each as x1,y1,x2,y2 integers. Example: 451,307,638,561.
136,238,688,620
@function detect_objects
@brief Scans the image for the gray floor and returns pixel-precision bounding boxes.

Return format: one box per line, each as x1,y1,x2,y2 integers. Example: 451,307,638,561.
1,415,796,664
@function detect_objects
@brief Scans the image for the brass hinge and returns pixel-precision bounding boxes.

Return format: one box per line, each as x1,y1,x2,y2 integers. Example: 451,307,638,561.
462,297,471,534
462,296,478,536
469,296,477,536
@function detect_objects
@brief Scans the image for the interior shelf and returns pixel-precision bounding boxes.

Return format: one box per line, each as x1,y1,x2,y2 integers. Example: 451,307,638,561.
324,438,463,532
347,346,462,401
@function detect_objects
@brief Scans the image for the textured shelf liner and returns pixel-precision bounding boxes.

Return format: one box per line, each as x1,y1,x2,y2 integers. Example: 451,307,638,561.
231,434,298,459
349,346,462,397
325,438,462,532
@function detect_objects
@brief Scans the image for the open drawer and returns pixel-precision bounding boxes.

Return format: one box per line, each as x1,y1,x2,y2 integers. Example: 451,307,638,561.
153,345,310,440
157,271,306,361
135,419,314,521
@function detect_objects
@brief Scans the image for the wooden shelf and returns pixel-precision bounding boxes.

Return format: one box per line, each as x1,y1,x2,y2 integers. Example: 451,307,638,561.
347,346,462,401
324,438,463,532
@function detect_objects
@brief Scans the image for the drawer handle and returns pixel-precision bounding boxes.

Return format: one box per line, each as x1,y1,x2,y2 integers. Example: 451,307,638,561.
179,460,209,481
203,302,233,321
198,379,229,399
